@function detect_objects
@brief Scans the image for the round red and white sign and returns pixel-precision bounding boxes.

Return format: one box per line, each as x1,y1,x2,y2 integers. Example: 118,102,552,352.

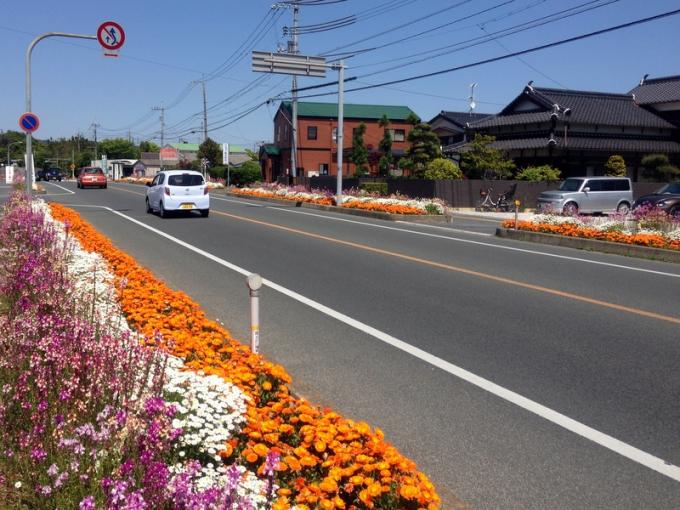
97,21,125,51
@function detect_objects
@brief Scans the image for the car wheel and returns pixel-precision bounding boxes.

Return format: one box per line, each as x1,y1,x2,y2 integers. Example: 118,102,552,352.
669,206,680,219
563,202,579,216
159,201,166,218
103,184,107,189
200,209,209,217
616,202,630,214
77,182,81,189
146,198,152,214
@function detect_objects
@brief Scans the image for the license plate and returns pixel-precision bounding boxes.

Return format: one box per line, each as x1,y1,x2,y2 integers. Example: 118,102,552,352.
179,204,194,209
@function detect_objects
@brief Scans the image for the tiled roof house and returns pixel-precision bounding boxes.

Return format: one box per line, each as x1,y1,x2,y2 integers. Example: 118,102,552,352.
447,83,680,179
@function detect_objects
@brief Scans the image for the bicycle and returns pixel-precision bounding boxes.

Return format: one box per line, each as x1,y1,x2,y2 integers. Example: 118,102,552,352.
478,183,517,212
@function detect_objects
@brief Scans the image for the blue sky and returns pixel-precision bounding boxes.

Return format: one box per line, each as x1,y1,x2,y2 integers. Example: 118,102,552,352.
1,0,679,149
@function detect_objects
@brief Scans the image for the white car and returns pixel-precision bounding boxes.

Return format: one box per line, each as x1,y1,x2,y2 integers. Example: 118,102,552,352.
146,170,210,218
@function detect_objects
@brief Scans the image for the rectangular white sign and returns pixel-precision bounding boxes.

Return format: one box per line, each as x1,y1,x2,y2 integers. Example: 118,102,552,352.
222,143,229,166
5,166,13,184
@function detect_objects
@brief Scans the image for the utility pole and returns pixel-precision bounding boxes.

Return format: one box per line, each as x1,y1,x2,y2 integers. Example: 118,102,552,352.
91,122,101,160
152,105,165,147
201,80,208,142
128,128,132,143
290,2,299,179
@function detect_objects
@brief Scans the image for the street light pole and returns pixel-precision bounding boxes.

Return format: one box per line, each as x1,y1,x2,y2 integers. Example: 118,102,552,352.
334,60,345,207
25,32,97,196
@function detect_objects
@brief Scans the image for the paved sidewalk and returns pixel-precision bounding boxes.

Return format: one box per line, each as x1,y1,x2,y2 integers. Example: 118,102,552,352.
449,209,535,221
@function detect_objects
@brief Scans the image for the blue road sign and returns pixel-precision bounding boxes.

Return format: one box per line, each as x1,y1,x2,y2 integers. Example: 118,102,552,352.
19,112,40,133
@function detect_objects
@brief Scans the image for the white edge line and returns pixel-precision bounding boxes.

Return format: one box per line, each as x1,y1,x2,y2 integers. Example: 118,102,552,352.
99,205,680,482
215,196,680,279
44,181,75,194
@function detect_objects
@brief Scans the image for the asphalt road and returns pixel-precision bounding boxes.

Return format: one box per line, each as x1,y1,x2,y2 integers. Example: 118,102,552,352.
43,181,680,509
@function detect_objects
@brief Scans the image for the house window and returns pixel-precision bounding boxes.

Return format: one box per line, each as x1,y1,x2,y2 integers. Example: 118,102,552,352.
332,127,338,143
276,126,281,142
319,163,329,175
389,129,405,142
307,126,318,140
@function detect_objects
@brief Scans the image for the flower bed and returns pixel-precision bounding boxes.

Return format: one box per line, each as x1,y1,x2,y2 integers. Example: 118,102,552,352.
47,201,441,509
119,176,225,190
0,194,274,509
232,185,445,216
502,209,680,251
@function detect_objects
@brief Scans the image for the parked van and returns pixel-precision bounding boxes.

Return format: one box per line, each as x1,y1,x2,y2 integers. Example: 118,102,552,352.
536,177,633,215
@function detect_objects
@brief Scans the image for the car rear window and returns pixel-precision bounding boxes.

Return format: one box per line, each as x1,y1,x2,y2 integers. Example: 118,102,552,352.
168,174,204,186
83,168,104,175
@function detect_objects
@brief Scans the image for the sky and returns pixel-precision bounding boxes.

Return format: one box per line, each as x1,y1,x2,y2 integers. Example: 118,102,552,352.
1,0,679,150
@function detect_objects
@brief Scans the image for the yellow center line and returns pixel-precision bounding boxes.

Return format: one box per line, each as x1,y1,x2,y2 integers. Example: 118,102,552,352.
106,184,680,325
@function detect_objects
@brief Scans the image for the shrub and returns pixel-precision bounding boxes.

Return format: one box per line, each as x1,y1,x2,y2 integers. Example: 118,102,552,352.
229,161,262,186
515,165,561,181
604,155,627,177
642,153,680,181
423,158,462,179
208,165,226,179
359,182,388,195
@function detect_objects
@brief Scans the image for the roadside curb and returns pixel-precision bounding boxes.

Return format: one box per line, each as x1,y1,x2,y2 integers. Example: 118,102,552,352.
496,227,680,264
224,191,451,223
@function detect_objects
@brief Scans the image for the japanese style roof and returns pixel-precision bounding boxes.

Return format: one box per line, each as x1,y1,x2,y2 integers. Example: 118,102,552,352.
280,101,417,121
430,111,491,128
472,85,676,129
260,144,280,156
445,136,680,154
629,75,680,105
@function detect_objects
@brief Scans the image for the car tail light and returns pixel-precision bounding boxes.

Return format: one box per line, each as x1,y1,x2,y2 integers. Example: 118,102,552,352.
165,187,171,196
204,186,209,195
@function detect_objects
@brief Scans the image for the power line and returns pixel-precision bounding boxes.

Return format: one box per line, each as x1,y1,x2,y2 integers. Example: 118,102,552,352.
284,8,680,101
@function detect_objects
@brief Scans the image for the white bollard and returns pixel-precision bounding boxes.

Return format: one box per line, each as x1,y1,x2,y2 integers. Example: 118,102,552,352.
247,273,262,354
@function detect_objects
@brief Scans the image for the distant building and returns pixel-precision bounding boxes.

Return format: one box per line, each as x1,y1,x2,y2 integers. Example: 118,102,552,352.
429,111,491,147
261,101,418,182
170,142,200,163
446,83,680,179
224,144,250,167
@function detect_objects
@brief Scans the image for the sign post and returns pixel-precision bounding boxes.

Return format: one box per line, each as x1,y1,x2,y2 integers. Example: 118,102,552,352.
23,23,125,196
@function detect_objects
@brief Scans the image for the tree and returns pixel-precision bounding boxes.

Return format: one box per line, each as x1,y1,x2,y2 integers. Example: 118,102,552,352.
406,120,441,178
350,122,369,176
641,153,680,181
230,160,262,186
245,148,258,161
459,133,516,179
197,137,222,167
378,115,392,176
139,140,160,153
423,158,462,179
515,164,561,181
98,138,138,159
604,155,627,177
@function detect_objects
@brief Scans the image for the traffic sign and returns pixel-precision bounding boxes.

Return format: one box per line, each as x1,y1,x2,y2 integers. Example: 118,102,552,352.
19,112,40,134
97,21,125,55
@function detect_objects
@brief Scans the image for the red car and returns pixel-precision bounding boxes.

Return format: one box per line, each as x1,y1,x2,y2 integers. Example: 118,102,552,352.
77,167,107,189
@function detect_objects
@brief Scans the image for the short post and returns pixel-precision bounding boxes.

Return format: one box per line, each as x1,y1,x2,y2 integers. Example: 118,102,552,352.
247,273,262,354
514,200,521,230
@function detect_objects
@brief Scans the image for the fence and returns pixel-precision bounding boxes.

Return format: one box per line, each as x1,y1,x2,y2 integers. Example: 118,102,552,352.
288,177,666,210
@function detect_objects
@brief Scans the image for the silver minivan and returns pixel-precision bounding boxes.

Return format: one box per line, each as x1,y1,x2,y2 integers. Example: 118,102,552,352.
536,177,633,215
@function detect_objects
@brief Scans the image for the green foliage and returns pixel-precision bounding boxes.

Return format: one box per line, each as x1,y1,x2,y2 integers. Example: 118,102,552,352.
360,182,388,195
405,112,420,126
378,115,393,176
423,158,462,179
245,148,258,161
406,121,441,178
208,165,226,179
604,155,627,177
98,138,138,159
197,137,222,167
139,140,160,153
641,153,680,181
350,122,369,176
460,133,516,179
515,164,561,181
424,203,441,215
230,160,261,186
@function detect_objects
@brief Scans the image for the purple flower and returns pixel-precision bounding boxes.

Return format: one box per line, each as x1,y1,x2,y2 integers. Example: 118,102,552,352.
79,495,96,510
30,447,47,462
47,463,59,477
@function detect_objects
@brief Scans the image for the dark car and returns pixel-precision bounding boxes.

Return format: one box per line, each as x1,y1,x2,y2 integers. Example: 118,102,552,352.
632,183,680,217
37,168,63,181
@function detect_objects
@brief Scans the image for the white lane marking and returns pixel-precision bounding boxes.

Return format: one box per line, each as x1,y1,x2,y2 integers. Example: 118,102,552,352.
44,181,76,194
92,205,680,482
214,197,680,279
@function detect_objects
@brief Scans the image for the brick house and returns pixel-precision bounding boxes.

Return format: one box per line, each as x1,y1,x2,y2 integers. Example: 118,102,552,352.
261,101,418,181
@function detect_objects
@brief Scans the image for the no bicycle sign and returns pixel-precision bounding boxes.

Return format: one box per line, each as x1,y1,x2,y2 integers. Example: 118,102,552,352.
97,21,125,57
